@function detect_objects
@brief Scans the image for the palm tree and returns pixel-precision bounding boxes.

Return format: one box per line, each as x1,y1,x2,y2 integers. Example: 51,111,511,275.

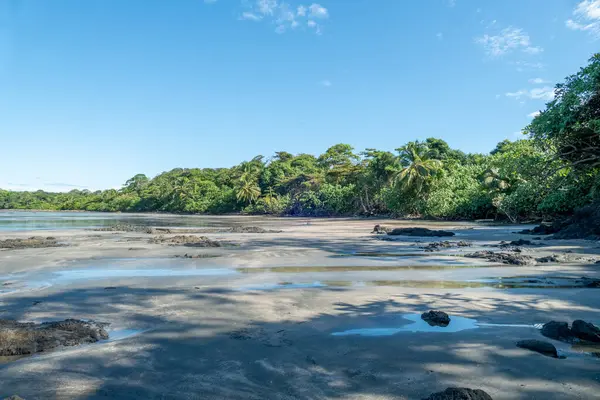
236,177,261,205
394,142,442,194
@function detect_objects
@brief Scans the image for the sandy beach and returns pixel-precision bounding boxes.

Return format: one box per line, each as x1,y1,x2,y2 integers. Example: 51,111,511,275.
1,213,599,399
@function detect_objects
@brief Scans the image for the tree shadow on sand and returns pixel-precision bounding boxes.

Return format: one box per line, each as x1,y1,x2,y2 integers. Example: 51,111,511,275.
0,287,599,399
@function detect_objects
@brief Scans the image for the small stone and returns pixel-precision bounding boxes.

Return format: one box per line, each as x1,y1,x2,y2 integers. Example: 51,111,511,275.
541,321,573,342
421,310,451,327
421,387,493,400
387,228,455,237
571,320,600,343
516,339,559,358
510,239,532,246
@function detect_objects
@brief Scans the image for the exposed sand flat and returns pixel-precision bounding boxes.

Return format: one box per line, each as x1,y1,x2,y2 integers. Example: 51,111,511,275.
0,214,599,399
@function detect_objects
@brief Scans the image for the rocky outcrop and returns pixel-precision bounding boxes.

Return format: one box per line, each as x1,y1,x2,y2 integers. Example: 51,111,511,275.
518,224,560,236
464,251,536,265
422,387,493,400
521,203,600,240
422,241,471,252
541,321,573,342
150,235,223,247
421,310,451,327
229,226,282,233
387,228,455,237
174,253,221,259
540,320,600,343
0,319,108,356
371,224,392,234
0,237,64,250
571,320,600,343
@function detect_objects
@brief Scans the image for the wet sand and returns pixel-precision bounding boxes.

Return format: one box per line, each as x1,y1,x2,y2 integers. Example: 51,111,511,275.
0,215,600,399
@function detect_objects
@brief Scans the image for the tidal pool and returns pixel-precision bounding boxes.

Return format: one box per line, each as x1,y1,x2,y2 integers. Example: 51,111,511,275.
331,314,539,336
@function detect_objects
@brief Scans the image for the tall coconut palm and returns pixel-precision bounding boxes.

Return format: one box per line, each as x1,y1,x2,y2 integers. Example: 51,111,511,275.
236,176,261,205
394,142,442,194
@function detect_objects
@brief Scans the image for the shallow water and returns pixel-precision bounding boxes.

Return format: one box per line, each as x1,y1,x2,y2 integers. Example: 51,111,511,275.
0,211,262,232
52,268,236,281
331,313,538,336
103,328,146,342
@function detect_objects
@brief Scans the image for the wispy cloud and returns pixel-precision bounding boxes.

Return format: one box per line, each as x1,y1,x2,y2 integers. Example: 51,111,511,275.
512,60,545,71
232,1,329,34
505,87,555,101
475,26,543,57
527,111,541,118
448,0,456,7
566,0,600,37
319,80,332,87
240,12,262,21
436,32,443,40
528,77,548,84
308,3,328,18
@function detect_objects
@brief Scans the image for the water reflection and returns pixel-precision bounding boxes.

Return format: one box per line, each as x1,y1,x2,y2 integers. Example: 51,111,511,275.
331,314,480,336
0,211,265,232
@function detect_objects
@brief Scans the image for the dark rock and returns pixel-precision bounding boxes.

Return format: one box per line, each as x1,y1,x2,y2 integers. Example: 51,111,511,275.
519,223,561,236
422,241,472,252
582,278,600,288
422,387,493,400
551,203,600,240
104,286,117,290
174,253,220,259
0,319,108,356
229,226,282,233
421,310,451,327
516,339,559,358
541,321,573,342
150,235,223,247
536,255,562,263
533,237,542,240
372,224,392,234
571,320,600,343
510,239,532,246
464,251,536,265
31,301,42,306
0,237,64,250
387,228,455,237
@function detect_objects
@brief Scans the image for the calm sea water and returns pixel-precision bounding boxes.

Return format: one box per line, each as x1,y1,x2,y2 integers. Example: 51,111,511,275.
0,211,252,232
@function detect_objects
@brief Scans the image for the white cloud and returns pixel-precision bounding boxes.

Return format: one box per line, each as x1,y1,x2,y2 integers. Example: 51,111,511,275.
523,46,543,54
436,32,443,40
241,12,262,21
308,3,328,18
513,60,545,71
204,0,218,3
257,0,278,15
528,77,548,84
237,1,328,35
448,0,456,7
475,26,543,57
506,86,555,101
320,80,332,87
566,0,600,37
528,111,541,118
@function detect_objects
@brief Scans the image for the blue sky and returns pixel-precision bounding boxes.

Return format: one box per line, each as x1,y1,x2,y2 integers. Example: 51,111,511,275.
1,0,599,191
